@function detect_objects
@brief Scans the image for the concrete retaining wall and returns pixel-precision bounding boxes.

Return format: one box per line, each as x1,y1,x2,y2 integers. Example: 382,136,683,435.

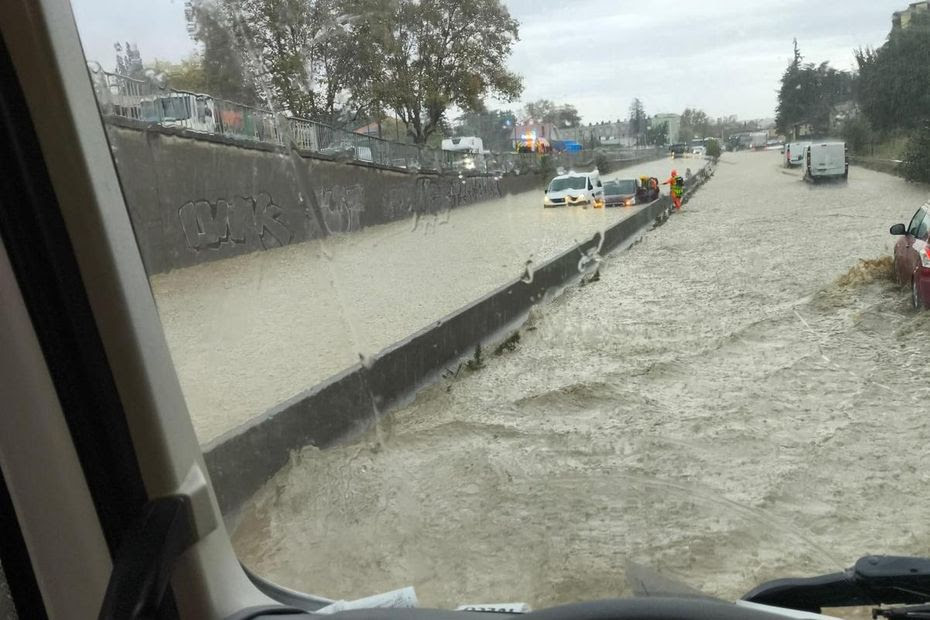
204,165,716,515
107,121,663,275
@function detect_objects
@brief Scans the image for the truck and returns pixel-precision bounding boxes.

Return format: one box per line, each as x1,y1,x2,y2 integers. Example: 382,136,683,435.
441,136,485,153
749,131,768,150
803,142,848,182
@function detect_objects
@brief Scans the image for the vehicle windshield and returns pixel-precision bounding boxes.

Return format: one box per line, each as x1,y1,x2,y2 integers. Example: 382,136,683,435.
70,0,930,614
606,180,637,194
549,176,587,191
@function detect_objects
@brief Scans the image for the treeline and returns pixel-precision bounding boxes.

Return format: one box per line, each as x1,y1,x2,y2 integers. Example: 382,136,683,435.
776,13,930,182
170,0,524,145
629,99,758,147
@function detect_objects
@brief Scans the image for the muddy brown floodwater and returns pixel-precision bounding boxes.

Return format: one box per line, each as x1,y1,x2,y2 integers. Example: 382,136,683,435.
233,151,930,616
152,159,686,443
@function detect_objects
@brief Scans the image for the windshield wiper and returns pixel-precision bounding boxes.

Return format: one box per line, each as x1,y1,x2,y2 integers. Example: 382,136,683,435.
742,556,930,614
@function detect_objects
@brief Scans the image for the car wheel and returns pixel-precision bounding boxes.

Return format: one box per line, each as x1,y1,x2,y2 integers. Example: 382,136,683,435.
913,277,922,311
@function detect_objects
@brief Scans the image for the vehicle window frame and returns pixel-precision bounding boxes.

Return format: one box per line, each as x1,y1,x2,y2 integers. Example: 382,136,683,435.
0,0,275,615
908,208,926,237
918,211,930,240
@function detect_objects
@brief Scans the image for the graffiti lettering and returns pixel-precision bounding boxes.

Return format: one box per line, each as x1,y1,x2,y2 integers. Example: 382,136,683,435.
179,192,292,251
382,187,413,220
382,176,502,222
316,184,365,234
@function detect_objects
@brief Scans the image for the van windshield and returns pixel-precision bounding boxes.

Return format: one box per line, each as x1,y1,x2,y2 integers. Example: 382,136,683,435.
606,180,637,194
549,176,587,191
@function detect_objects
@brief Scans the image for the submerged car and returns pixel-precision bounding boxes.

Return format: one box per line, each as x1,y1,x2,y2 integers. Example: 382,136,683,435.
543,171,605,208
890,202,930,309
603,178,639,207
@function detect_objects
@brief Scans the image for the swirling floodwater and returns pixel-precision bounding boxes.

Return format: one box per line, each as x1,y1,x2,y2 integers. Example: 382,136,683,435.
234,151,930,616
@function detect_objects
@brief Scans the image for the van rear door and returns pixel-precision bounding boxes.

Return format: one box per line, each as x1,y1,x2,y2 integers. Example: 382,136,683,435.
813,144,846,176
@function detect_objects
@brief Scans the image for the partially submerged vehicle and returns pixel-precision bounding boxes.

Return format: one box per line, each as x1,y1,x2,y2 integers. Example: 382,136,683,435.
603,178,639,207
804,142,848,182
543,170,605,208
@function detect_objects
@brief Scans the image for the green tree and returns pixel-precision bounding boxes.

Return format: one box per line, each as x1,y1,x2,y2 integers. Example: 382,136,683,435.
646,121,668,146
114,41,144,78
901,122,930,183
841,115,875,155
548,104,581,128
224,0,365,122
364,0,523,144
705,137,722,161
521,99,581,128
629,98,646,145
776,40,854,138
775,39,805,136
185,1,258,104
680,108,710,143
149,55,209,93
454,106,517,152
855,12,930,133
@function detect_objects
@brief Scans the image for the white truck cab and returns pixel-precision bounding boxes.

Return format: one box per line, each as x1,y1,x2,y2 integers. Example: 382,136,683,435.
543,170,605,208
441,136,485,153
804,142,848,182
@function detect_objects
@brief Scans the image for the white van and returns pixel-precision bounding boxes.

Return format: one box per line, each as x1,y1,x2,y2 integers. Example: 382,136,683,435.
804,142,848,182
543,170,605,208
785,141,810,167
441,136,485,153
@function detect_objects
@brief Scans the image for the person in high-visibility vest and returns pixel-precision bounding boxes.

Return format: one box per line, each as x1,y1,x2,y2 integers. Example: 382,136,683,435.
662,169,684,209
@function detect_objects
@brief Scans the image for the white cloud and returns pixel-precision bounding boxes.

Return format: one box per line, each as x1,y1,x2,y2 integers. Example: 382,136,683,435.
71,0,195,71
502,0,903,121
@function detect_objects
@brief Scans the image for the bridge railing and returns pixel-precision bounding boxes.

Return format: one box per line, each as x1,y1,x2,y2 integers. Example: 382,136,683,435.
89,68,660,176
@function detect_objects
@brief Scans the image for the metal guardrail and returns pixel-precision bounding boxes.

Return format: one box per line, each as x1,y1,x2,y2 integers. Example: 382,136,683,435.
89,67,658,175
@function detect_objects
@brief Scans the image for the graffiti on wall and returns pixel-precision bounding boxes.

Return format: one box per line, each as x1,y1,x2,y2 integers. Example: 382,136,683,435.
179,192,292,251
382,175,502,223
316,184,365,234
446,175,503,209
176,177,501,252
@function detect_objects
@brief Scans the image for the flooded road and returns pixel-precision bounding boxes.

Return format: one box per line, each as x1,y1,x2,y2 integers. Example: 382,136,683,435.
233,150,930,612
152,158,684,443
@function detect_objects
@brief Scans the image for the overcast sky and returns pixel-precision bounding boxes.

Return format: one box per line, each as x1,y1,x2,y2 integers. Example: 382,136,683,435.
71,0,904,122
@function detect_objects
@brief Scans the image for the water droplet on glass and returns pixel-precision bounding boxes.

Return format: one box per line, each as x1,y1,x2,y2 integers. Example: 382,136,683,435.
86,60,102,74
521,259,535,284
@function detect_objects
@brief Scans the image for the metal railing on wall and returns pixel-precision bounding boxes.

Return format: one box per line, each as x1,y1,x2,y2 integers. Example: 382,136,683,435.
88,67,658,175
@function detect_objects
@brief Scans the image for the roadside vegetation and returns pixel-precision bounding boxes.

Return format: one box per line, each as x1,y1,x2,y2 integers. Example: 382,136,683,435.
173,0,525,145
775,14,930,182
123,1,761,156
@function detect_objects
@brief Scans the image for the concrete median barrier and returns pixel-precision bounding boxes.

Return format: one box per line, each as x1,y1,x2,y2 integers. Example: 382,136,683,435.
203,163,715,515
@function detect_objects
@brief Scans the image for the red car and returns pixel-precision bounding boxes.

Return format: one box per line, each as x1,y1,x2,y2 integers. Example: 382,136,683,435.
891,204,930,309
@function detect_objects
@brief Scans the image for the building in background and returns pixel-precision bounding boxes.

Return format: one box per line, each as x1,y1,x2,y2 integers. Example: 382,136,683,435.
651,113,681,144
560,121,634,148
893,1,929,29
